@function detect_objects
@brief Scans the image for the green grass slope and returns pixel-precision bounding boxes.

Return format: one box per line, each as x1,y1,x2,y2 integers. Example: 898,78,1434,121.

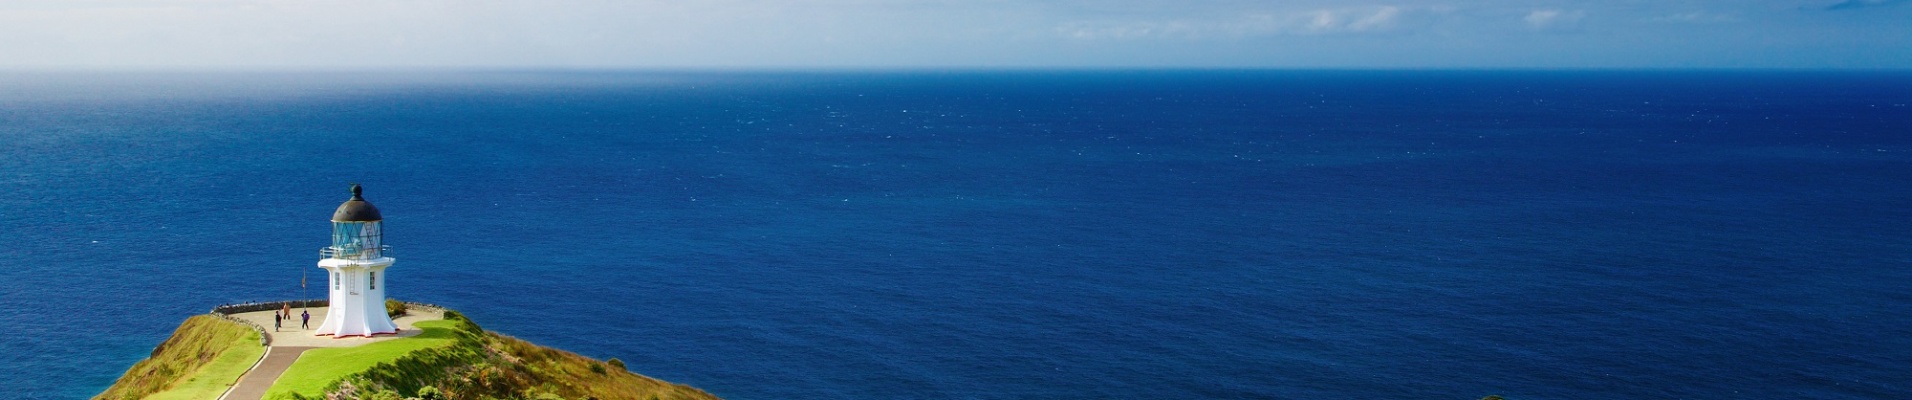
263,319,464,399
301,311,719,400
93,315,266,400
100,308,716,400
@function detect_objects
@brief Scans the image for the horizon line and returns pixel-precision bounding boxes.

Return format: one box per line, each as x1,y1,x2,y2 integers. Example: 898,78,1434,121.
5,66,1912,74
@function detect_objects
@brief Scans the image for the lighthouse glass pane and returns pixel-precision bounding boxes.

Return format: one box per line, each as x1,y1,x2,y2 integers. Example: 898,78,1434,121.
330,221,383,259
331,222,352,247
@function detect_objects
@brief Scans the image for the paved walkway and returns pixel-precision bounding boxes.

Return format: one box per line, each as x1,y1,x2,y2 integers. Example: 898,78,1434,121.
229,304,446,347
220,346,313,400
216,305,446,400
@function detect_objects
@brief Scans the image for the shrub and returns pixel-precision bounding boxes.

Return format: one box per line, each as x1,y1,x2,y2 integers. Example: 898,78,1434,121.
386,299,408,317
442,310,484,333
607,358,626,371
590,362,608,375
362,389,403,400
415,385,446,400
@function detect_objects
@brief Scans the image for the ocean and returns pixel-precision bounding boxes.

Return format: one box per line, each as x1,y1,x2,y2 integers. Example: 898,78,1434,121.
1,70,1908,399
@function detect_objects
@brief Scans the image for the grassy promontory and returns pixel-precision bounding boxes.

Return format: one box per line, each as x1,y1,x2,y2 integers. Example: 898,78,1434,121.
93,315,265,400
295,311,717,400
99,307,717,400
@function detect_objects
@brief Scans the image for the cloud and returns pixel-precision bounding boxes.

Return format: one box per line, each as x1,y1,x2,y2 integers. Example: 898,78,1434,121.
0,0,1907,69
1824,0,1908,10
1648,12,1737,23
1347,6,1403,31
1056,5,1413,40
1523,9,1584,29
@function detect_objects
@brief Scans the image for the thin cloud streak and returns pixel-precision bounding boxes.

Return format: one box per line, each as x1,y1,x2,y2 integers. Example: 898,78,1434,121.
0,0,1905,68
1824,0,1909,10
1054,6,1415,39
1524,9,1586,29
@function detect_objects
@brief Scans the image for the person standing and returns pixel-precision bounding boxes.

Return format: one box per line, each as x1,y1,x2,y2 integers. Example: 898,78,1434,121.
274,312,282,332
301,310,310,329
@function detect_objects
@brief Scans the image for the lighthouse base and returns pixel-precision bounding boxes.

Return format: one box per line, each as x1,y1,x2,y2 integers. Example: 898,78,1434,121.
312,292,397,337
314,259,397,338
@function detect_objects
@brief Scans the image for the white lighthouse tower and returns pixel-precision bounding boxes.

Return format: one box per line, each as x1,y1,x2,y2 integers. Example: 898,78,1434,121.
314,184,399,337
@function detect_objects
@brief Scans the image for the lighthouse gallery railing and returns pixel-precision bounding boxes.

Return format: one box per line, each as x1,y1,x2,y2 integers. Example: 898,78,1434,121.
320,245,392,260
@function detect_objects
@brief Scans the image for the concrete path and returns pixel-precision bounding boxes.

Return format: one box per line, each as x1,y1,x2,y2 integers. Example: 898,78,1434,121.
220,346,314,400
215,306,446,399
229,305,445,348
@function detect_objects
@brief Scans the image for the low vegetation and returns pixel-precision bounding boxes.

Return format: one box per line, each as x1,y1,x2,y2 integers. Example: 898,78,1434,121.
264,319,464,399
297,311,718,400
100,307,712,400
387,299,409,318
93,315,265,400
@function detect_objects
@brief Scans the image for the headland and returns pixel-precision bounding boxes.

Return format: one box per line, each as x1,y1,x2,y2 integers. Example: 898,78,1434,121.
94,301,718,400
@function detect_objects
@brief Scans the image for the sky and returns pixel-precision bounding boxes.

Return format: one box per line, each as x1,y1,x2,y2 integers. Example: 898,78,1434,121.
1,0,1908,69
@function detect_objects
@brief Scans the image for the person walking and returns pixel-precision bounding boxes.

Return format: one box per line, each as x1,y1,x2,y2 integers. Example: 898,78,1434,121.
301,310,310,329
274,312,282,332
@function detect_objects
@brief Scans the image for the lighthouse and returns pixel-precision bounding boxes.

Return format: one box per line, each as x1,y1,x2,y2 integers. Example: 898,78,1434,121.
314,184,399,337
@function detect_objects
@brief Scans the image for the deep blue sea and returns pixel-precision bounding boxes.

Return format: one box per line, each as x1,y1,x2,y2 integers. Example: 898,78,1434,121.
2,70,1909,399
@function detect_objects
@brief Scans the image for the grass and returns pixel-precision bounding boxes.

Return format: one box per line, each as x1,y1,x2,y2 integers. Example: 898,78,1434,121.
261,319,462,399
478,332,719,400
111,310,718,400
145,338,270,400
338,310,720,400
93,315,265,400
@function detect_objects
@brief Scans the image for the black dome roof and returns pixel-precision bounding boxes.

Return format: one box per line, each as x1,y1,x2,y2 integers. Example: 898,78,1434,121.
332,184,383,222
